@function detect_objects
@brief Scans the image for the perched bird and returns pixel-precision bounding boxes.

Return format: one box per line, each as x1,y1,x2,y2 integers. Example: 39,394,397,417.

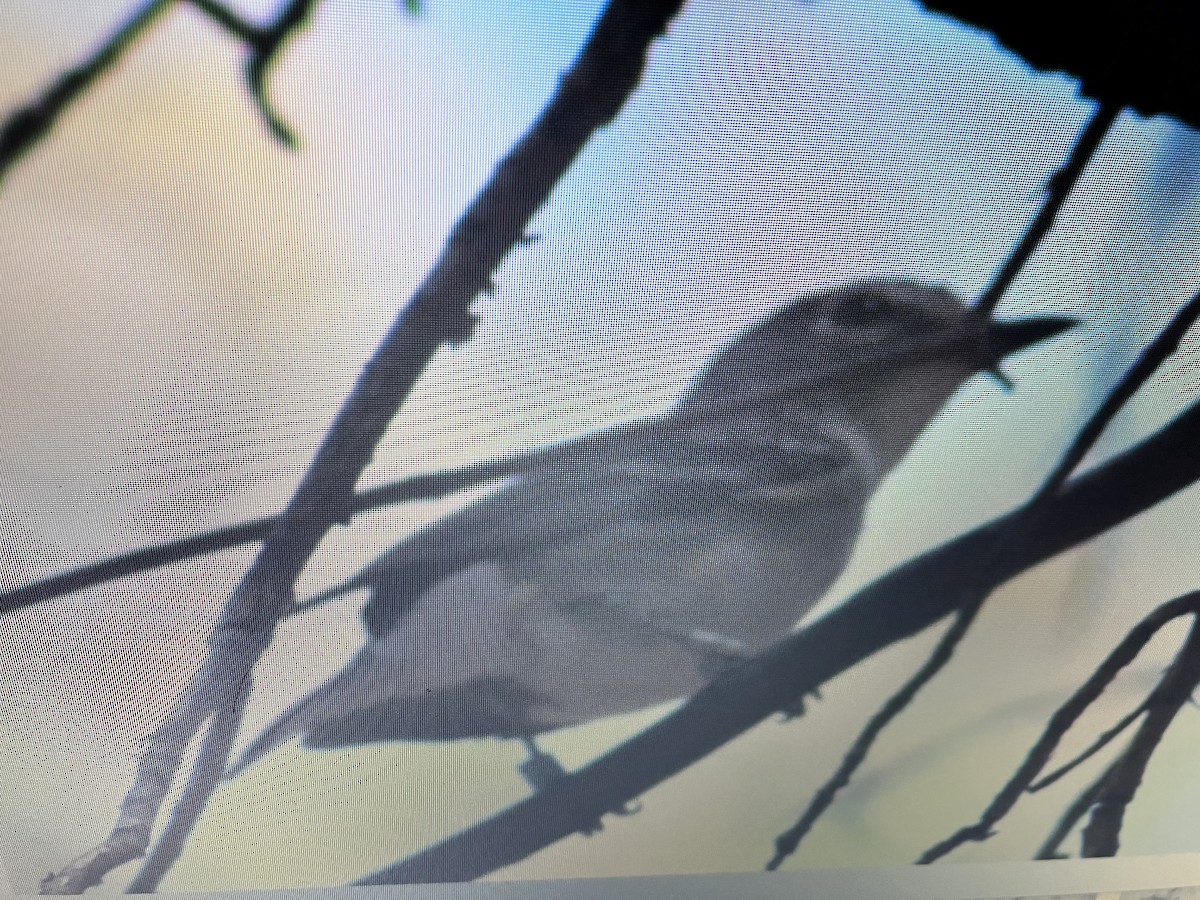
228,279,1073,781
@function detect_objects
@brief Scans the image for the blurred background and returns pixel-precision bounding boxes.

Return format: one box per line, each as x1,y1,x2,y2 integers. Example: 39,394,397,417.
1,0,1199,892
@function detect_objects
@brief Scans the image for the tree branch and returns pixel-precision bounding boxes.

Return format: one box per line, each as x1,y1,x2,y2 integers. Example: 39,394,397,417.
1026,701,1147,793
918,591,1200,864
763,285,1200,868
186,0,259,42
0,448,542,618
352,392,1200,884
39,1,688,893
1031,287,1200,505
0,0,177,185
975,103,1119,317
766,603,983,870
238,0,316,148
123,677,251,892
0,0,323,187
1081,617,1200,857
912,286,1200,862
1035,760,1114,860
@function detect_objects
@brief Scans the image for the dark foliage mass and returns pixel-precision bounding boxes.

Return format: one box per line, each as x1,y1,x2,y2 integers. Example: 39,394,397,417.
923,2,1200,127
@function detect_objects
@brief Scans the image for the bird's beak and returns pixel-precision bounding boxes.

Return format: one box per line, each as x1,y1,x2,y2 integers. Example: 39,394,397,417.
987,315,1079,359
981,314,1079,390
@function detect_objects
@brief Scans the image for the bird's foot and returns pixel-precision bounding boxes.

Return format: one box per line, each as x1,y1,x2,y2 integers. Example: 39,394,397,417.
518,739,570,792
518,738,642,835
779,686,823,720
569,798,643,836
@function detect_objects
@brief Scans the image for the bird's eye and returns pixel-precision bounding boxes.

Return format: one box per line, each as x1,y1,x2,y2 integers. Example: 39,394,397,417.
832,293,892,326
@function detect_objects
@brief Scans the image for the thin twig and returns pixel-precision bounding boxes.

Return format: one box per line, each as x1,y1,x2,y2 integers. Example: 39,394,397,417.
125,679,251,892
1030,287,1200,506
1034,761,1114,860
769,286,1200,868
243,0,316,148
766,602,983,870
1080,618,1200,857
1027,701,1147,793
913,287,1200,862
0,448,544,619
185,0,316,147
917,591,1200,864
186,0,260,41
1035,623,1200,860
0,0,318,190
976,103,1119,317
0,0,177,184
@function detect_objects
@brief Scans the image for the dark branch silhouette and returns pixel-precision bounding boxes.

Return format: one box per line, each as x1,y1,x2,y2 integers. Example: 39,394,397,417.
352,388,1200,884
0,0,325,187
1036,762,1114,860
122,678,251,893
766,603,983,870
1026,701,1148,793
186,0,258,40
919,591,1200,863
1029,286,1200,506
0,449,547,619
1080,618,1200,857
187,0,318,146
1035,618,1200,860
765,284,1200,868
0,0,175,184
37,1,689,892
976,103,1118,317
915,287,1200,862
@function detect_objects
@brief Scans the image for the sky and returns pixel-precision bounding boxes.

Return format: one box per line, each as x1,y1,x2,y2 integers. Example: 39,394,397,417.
1,0,1200,893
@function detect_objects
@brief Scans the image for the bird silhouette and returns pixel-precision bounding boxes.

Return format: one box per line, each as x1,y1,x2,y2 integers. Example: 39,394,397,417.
228,279,1074,782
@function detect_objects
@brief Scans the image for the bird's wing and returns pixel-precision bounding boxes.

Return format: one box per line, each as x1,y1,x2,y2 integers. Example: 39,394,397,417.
231,413,873,765
357,411,870,635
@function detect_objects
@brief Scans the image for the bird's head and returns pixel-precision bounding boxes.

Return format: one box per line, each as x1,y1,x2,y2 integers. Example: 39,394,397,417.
681,278,1077,467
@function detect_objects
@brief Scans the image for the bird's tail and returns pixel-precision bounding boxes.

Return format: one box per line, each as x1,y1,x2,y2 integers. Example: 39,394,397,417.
226,683,328,779
226,640,389,778
228,579,374,778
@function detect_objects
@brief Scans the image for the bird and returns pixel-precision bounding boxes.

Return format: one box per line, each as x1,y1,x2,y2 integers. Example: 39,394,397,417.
227,278,1074,785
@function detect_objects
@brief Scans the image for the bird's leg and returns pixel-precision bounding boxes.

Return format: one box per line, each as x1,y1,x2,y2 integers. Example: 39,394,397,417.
516,737,641,835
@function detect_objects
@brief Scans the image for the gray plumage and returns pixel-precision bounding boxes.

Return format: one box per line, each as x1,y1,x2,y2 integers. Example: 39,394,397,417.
228,279,1073,776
